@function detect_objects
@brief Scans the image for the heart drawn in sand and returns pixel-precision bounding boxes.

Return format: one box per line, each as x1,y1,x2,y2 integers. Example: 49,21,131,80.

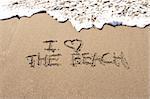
64,39,83,52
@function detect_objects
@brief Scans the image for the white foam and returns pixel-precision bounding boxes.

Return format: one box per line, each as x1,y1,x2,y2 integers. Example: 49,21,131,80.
0,0,150,31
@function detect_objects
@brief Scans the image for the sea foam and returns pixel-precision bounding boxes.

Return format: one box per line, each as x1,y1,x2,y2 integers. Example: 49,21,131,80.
0,0,149,31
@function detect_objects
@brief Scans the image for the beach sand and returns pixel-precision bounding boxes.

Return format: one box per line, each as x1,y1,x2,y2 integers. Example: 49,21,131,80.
0,13,149,99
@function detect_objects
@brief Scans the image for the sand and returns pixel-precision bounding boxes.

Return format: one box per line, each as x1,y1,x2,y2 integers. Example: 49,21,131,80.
0,13,149,99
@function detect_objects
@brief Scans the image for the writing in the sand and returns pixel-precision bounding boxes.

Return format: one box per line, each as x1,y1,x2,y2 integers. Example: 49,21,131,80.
26,39,129,69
